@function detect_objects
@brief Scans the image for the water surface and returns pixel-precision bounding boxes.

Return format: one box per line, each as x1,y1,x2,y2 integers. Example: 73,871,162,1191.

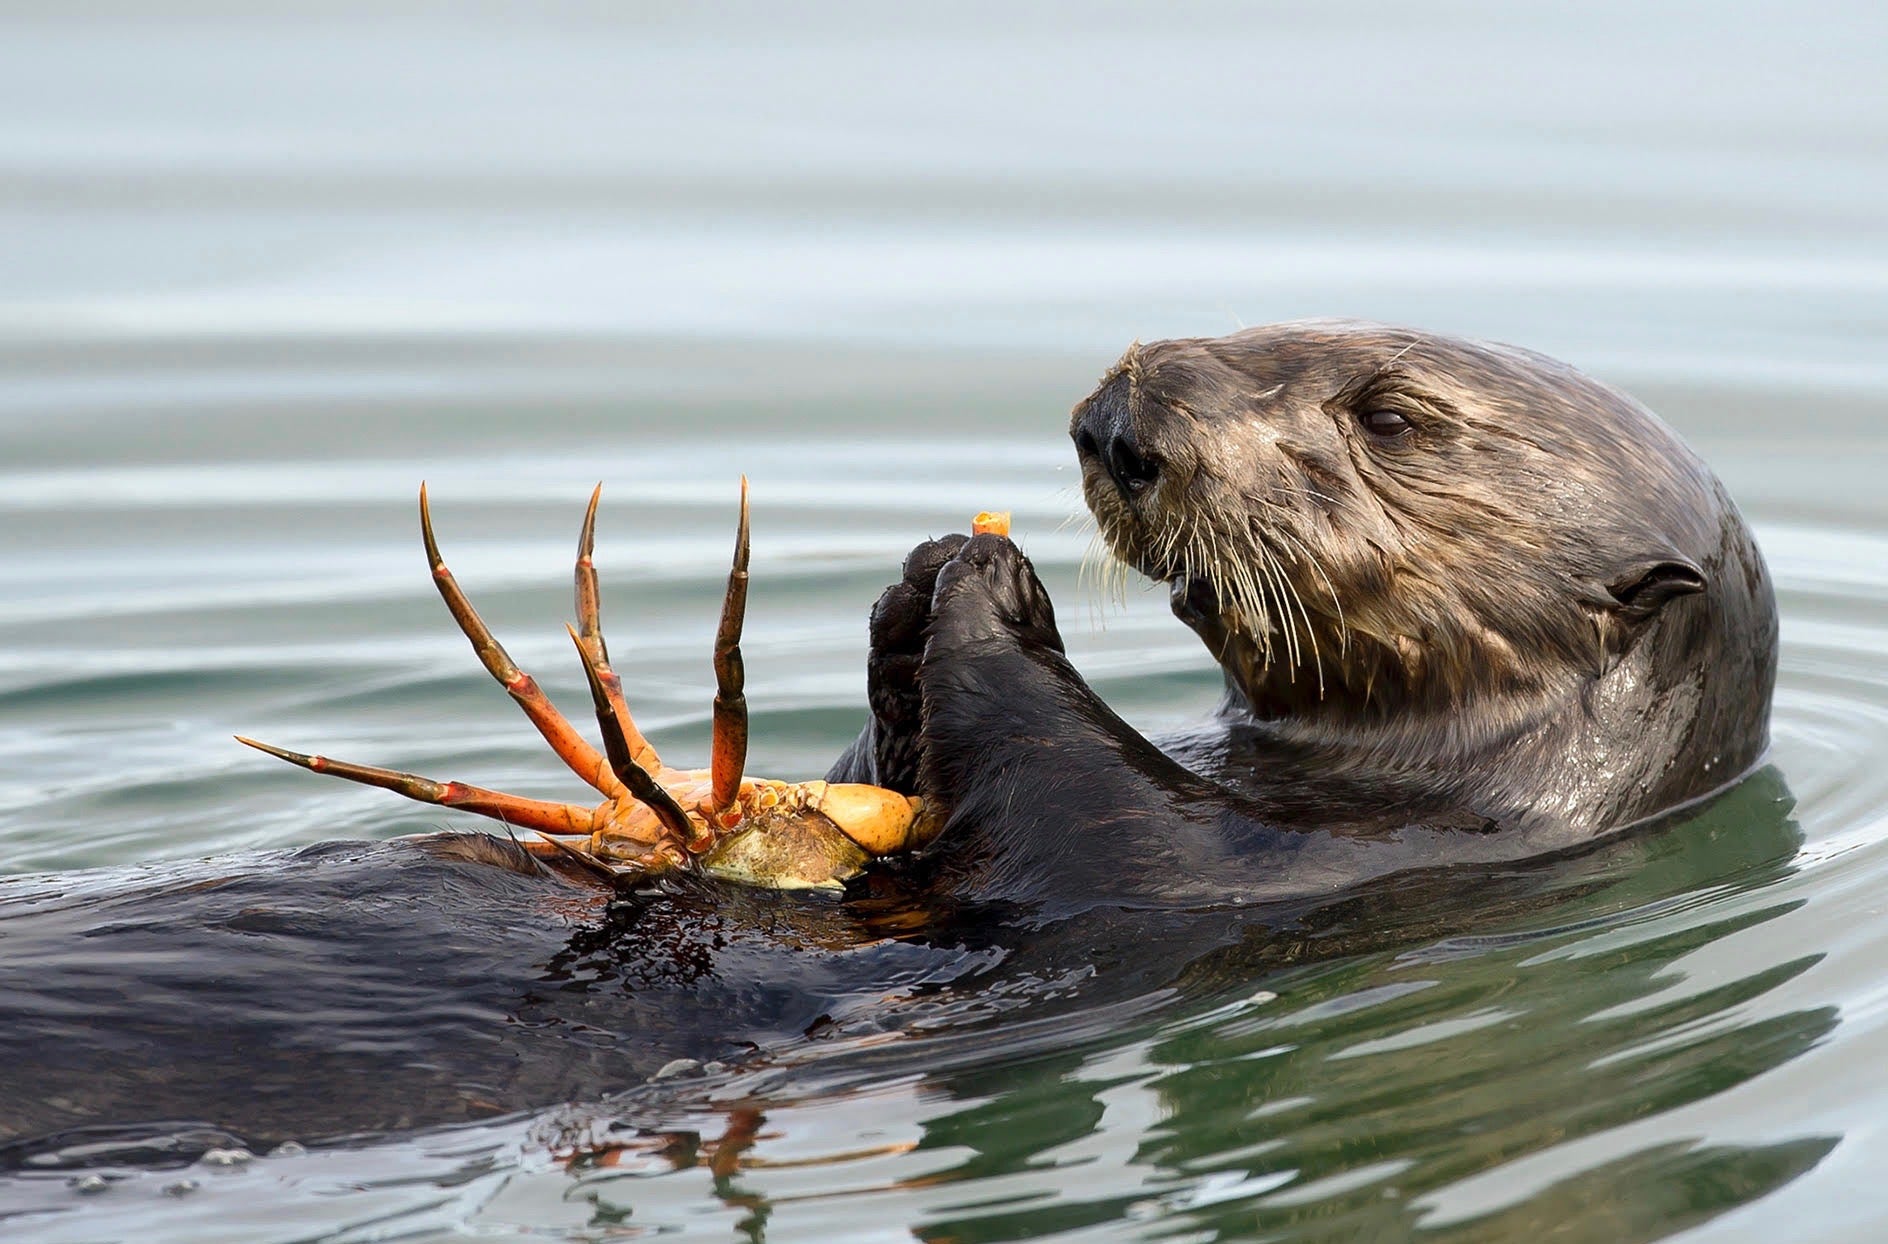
2,4,1886,1240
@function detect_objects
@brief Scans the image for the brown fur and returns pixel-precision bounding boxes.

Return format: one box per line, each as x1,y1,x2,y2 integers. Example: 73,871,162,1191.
1072,320,1774,832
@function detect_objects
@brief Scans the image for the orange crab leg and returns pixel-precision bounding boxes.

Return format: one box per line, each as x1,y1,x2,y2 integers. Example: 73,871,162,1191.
572,484,662,773
418,483,624,800
566,624,703,848
234,736,598,837
709,478,751,813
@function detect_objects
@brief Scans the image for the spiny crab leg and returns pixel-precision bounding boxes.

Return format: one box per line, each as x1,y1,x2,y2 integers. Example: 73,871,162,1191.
565,623,703,850
241,481,932,890
710,477,751,814
418,483,626,801
233,736,597,837
573,484,662,773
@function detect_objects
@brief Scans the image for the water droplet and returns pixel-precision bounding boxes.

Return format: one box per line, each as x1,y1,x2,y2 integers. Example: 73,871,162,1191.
200,1147,254,1167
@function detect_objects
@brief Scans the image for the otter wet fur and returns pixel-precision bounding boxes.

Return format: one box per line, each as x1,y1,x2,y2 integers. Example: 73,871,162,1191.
0,320,1776,1163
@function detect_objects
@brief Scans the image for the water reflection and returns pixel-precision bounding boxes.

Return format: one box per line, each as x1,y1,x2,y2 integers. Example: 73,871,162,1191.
521,771,1837,1240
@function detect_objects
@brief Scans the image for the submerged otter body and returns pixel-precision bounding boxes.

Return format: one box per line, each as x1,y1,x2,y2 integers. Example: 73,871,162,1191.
0,321,1777,1159
0,836,1007,1151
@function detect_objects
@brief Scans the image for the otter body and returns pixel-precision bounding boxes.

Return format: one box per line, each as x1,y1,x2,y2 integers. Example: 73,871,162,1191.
828,322,1775,910
0,833,1305,1155
0,321,1776,1159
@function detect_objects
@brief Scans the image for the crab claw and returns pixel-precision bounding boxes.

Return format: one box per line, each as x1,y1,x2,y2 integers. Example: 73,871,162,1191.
694,782,927,891
805,783,929,855
239,481,949,893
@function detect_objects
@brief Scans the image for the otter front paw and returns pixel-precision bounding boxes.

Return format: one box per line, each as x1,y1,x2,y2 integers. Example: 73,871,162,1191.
861,534,969,792
913,534,1074,838
925,533,1065,661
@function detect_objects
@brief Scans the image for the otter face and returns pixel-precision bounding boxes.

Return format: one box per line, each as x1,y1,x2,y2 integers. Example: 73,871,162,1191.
1072,320,1747,737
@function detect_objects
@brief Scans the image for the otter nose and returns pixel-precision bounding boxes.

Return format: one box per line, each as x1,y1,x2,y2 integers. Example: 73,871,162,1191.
1073,403,1160,498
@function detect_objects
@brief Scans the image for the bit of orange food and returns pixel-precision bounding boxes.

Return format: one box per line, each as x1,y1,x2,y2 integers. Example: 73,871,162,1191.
972,511,1012,538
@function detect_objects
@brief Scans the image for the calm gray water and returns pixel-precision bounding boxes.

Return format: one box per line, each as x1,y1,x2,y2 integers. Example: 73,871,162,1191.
2,3,1886,1240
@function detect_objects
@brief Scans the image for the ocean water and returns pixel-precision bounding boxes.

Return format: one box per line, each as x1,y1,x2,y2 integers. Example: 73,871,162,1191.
2,3,1886,1240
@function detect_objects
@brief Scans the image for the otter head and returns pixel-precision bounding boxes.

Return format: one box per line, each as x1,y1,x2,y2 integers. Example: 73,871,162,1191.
1072,320,1776,826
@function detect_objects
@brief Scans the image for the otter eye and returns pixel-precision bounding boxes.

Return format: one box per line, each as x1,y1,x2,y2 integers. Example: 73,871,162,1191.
1358,408,1413,439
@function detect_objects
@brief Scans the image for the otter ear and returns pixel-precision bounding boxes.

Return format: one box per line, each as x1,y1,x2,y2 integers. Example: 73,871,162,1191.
1606,558,1705,625
1591,558,1706,673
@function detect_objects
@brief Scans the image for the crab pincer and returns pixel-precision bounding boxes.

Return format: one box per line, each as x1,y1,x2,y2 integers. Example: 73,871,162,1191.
240,482,927,890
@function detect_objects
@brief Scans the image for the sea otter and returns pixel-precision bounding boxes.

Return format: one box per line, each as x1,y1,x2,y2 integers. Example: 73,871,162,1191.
827,319,1777,910
0,320,1776,1162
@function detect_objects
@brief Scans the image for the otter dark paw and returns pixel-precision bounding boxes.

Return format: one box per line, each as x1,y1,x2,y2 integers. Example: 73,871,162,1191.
913,535,1073,836
862,534,970,792
926,533,1065,660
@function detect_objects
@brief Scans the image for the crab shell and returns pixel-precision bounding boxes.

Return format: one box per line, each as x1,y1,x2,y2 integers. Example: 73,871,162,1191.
586,774,930,891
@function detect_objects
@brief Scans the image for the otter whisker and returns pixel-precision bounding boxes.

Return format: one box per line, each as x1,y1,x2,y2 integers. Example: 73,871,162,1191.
1250,537,1292,675
1242,501,1316,685
1077,524,1132,624
1272,483,1342,510
1229,509,1291,671
1239,517,1285,668
1221,528,1274,667
1268,538,1325,699
1264,525,1340,697
1244,539,1283,671
1259,539,1303,675
1184,516,1250,666
1374,336,1423,378
1247,489,1348,677
1270,525,1348,655
1091,507,1147,621
1075,526,1102,594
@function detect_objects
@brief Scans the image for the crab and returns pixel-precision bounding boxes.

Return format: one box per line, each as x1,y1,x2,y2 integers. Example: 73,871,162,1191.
238,482,951,891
